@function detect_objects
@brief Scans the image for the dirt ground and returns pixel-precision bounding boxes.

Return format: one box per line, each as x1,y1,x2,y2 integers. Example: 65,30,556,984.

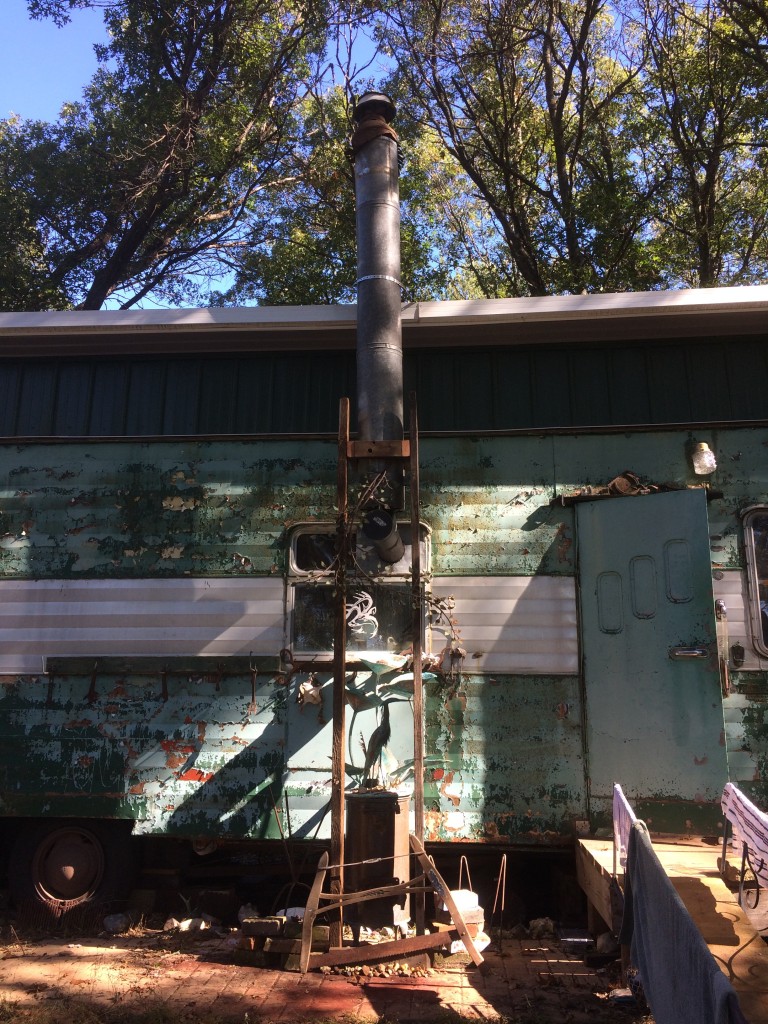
0,923,654,1024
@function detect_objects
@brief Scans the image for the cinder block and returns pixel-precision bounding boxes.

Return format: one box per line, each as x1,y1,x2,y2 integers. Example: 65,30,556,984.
281,952,303,972
263,936,302,954
232,948,279,968
241,916,286,937
283,919,303,938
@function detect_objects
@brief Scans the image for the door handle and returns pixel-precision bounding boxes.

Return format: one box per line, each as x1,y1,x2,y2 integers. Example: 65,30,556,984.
668,646,709,659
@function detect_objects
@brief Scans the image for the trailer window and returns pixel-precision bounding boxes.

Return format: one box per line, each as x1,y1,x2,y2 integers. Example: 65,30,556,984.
288,524,429,656
743,508,768,653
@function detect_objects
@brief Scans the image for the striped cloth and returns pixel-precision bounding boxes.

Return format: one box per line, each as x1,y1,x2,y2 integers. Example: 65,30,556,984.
722,782,768,888
613,782,637,876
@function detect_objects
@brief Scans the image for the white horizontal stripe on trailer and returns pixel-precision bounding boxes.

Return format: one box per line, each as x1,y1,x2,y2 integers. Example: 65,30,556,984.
0,577,285,673
431,575,578,675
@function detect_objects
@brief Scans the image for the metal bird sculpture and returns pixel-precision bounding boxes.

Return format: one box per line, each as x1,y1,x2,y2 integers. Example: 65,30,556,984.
362,699,392,786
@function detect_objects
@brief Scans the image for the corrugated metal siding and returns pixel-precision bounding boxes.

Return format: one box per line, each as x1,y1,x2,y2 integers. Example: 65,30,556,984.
405,338,768,431
0,352,357,437
431,576,578,674
0,336,767,437
0,578,285,674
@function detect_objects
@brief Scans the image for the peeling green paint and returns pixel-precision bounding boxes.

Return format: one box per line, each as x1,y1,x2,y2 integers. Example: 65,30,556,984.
1,424,768,844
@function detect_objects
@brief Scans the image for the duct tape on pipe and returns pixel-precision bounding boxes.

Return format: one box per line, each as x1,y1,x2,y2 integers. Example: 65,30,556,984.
357,274,402,287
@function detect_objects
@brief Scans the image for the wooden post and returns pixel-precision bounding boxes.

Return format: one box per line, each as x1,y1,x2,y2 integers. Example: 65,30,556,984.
330,397,350,948
409,392,425,933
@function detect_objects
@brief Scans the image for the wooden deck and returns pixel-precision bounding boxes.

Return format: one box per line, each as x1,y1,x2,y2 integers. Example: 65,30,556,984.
576,837,768,1022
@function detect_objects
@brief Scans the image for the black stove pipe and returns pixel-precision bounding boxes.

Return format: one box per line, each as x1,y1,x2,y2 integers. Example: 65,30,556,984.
351,93,405,561
351,93,403,448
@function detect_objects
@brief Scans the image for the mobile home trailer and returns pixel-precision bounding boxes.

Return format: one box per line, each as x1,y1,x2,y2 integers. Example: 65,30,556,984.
0,287,766,916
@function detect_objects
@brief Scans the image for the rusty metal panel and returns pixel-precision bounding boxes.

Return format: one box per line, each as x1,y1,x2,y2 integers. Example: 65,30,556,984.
0,439,338,578
0,666,290,836
0,425,767,844
419,435,571,576
0,661,419,841
423,674,585,843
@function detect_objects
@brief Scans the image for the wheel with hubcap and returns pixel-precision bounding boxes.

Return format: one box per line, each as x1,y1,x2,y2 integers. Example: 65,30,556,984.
8,820,136,911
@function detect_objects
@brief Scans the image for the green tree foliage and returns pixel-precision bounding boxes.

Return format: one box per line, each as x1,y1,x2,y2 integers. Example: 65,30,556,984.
219,85,460,305
382,0,664,296
381,0,768,295
0,120,69,310
717,0,768,74
641,0,768,286
3,0,328,309
2,0,767,307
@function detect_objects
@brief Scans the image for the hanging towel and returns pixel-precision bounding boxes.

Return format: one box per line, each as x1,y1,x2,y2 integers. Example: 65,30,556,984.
619,820,746,1024
722,782,768,889
613,782,637,875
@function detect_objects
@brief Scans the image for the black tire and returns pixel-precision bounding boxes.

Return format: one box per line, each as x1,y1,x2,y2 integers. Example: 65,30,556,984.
8,819,136,911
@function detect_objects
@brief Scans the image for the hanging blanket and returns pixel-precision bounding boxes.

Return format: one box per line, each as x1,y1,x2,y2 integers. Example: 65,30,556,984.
722,782,768,889
619,820,747,1024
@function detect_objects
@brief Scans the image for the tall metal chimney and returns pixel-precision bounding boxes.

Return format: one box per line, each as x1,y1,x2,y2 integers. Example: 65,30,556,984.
351,93,403,447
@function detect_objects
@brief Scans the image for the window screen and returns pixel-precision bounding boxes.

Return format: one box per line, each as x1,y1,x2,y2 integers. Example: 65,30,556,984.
743,507,768,653
288,524,429,656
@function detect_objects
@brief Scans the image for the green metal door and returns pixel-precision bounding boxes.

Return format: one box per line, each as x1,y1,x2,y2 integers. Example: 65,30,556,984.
576,489,728,833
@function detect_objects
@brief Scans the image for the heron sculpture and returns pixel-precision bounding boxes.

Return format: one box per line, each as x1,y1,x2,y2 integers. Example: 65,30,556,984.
361,699,393,786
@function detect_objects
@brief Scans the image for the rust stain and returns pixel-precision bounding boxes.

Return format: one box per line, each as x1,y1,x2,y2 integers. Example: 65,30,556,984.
556,523,573,562
161,738,196,770
161,740,196,754
177,768,214,783
66,523,99,535
439,770,461,808
162,496,200,511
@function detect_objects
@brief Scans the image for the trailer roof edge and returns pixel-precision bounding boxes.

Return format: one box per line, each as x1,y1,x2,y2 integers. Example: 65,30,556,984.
0,286,765,356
